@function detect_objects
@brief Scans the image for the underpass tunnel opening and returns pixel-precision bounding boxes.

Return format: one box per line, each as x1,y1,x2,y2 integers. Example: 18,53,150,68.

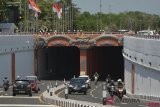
87,46,124,81
38,46,80,80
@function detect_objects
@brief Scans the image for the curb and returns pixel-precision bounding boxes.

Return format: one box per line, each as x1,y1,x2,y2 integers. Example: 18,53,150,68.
126,92,160,102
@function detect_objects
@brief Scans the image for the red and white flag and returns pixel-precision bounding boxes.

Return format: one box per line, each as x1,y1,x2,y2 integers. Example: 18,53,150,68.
52,3,62,19
28,0,41,13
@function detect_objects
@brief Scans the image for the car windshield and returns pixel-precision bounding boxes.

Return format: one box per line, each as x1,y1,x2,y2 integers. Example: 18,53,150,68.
78,77,88,81
29,80,36,83
70,78,85,84
26,77,36,81
15,80,30,85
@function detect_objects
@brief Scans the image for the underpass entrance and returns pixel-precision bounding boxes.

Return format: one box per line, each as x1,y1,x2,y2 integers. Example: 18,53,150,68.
38,46,124,81
38,46,80,80
87,46,124,81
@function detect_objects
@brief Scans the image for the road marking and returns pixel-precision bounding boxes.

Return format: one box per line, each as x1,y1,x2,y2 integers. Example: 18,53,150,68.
57,88,64,97
90,84,102,100
41,83,45,85
121,102,128,104
0,104,56,107
0,91,3,92
0,96,39,98
138,105,149,107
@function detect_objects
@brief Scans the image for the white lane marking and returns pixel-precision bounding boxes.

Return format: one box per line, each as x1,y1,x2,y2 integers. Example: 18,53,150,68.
57,88,64,97
90,84,102,100
138,105,149,107
124,95,129,98
41,83,45,85
0,104,56,107
0,96,39,98
0,91,3,92
121,102,128,104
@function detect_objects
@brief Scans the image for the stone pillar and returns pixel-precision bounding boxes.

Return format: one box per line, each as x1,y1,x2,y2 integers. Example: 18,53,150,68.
80,49,87,75
131,64,135,94
11,53,15,82
34,48,38,76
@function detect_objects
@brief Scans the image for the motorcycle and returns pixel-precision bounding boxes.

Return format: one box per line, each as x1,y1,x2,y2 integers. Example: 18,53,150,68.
117,88,124,100
106,78,111,84
94,76,98,85
116,83,126,100
3,83,9,91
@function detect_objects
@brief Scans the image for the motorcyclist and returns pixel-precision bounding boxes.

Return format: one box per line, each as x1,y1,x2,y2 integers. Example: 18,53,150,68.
3,77,9,85
93,72,99,78
106,74,111,83
3,77,9,91
117,79,123,88
110,80,115,87
16,76,20,80
93,72,99,84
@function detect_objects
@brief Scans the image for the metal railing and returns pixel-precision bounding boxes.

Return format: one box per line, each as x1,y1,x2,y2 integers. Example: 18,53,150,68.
129,34,160,40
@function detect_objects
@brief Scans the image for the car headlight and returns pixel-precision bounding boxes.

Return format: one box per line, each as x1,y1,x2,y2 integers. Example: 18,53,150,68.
69,84,74,87
81,85,86,88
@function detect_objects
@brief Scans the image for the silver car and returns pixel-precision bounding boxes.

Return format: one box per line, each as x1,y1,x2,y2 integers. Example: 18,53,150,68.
78,75,91,88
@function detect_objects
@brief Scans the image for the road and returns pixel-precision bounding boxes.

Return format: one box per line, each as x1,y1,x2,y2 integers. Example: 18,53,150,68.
0,80,158,107
57,81,151,107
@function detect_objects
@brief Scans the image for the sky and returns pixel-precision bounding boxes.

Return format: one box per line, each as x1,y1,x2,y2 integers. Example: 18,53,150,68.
72,0,160,15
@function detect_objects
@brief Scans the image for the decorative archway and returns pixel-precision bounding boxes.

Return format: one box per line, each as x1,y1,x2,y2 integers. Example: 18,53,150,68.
36,33,123,76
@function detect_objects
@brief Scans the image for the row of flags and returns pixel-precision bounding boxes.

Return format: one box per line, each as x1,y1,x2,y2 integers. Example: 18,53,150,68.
28,0,62,19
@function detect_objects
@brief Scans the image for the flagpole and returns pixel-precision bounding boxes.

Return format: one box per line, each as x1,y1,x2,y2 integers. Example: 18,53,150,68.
26,0,29,33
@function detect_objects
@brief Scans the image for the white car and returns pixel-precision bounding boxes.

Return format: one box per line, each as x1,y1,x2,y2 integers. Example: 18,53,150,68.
25,76,40,92
78,75,91,88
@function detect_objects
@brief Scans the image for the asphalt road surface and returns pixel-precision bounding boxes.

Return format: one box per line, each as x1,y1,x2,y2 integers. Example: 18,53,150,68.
0,80,159,107
57,81,153,107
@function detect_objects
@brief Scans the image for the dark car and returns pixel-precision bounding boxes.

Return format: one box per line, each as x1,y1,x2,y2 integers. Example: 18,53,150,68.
12,80,32,96
68,78,87,95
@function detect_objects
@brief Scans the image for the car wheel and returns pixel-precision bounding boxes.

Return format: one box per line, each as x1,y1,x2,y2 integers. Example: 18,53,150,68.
35,90,38,93
69,91,71,94
29,93,32,96
84,91,86,95
13,93,16,96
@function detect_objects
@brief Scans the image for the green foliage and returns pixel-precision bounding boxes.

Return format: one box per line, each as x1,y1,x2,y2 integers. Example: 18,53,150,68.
1,0,160,32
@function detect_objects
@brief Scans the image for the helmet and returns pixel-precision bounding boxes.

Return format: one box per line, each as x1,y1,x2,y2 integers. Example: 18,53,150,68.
5,77,7,79
17,76,20,79
117,79,122,82
111,80,114,83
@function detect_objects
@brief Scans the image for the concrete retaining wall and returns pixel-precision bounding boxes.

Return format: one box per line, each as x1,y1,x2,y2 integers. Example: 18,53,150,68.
0,34,35,85
123,36,160,101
